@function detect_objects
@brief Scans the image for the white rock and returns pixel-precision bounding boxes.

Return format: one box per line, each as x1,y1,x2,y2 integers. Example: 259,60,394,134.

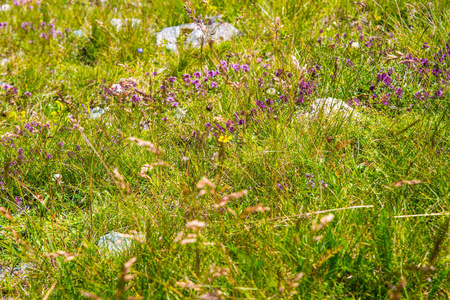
1,4,11,11
156,23,197,47
156,16,241,52
298,97,360,121
97,231,143,254
73,29,86,37
90,107,106,119
1,58,9,67
110,18,141,31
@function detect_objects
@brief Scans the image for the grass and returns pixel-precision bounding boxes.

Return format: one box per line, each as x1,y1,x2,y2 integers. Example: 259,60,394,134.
0,0,450,298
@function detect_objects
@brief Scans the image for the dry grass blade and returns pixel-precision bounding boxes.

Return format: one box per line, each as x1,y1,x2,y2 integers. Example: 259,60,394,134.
140,161,171,173
394,212,450,218
113,168,130,193
42,281,58,300
0,207,14,221
239,204,270,220
197,177,215,189
311,214,335,232
215,190,248,208
389,277,406,300
391,180,422,187
186,220,206,231
127,137,161,154
81,291,103,300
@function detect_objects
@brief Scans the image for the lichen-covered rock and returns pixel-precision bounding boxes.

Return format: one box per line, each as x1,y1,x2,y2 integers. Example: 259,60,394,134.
156,16,241,51
298,97,360,120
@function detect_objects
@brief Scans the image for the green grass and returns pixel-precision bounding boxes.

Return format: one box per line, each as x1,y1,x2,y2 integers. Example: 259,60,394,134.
1,0,450,298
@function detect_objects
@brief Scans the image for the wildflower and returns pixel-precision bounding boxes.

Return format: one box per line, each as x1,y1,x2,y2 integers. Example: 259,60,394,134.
218,135,232,143
169,76,177,83
45,152,53,160
58,141,64,149
275,69,283,76
137,48,143,53
396,88,403,98
194,71,201,78
15,197,23,207
18,148,24,160
231,64,240,72
132,94,140,103
24,91,31,97
434,89,442,98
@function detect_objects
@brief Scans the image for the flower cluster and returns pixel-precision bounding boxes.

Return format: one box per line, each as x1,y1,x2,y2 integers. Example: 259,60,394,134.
306,173,327,189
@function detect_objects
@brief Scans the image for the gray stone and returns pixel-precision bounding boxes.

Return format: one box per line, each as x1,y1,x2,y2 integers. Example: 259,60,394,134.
0,263,35,282
156,16,241,52
97,231,144,254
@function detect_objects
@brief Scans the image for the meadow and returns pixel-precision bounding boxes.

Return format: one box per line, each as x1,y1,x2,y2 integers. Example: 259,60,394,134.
0,0,450,298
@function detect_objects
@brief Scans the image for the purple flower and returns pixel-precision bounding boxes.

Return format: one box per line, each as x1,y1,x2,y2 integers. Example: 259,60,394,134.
396,88,403,98
58,141,64,148
194,71,201,78
137,48,143,53
18,148,24,160
15,197,23,207
45,152,53,160
132,94,141,103
241,64,250,72
24,91,31,98
211,81,217,88
169,76,177,83
76,145,81,151
275,69,283,77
